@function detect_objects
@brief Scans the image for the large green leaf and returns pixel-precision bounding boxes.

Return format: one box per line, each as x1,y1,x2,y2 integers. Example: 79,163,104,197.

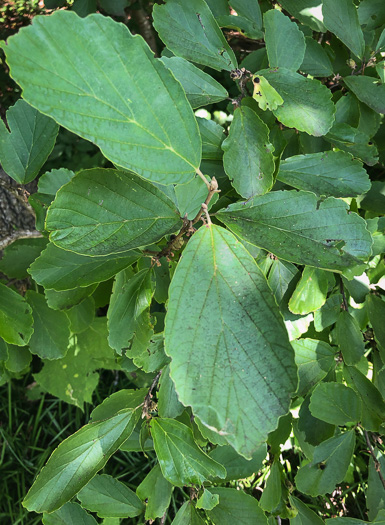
0,283,34,346
264,9,305,71
153,0,237,72
38,168,75,195
150,418,226,486
289,496,324,525
161,57,228,109
136,464,173,521
77,474,144,518
2,10,201,184
322,0,365,59
107,268,153,354
257,68,335,137
42,502,97,525
45,285,97,311
207,487,267,525
295,430,356,496
325,123,379,166
288,267,330,315
29,242,139,291
164,224,297,458
26,291,70,360
222,105,274,199
309,382,361,426
45,169,181,256
217,190,372,274
23,407,141,513
0,99,59,184
277,151,371,198
336,311,365,365
291,338,336,397
344,76,385,115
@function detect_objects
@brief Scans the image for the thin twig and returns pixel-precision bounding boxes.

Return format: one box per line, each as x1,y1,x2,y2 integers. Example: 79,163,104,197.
159,511,167,525
142,370,162,419
339,275,349,311
196,167,211,190
364,430,385,490
149,177,220,261
0,229,43,250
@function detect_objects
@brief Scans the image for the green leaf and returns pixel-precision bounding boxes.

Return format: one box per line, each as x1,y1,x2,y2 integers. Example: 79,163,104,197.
77,474,144,518
45,285,97,311
277,151,371,198
174,174,218,220
90,389,146,422
136,464,173,521
65,297,95,334
209,444,266,481
26,291,70,360
344,365,385,431
161,57,228,109
107,268,153,354
153,0,237,72
336,311,365,365
291,338,336,397
314,293,343,331
258,68,335,137
300,37,333,78
222,106,275,199
207,487,267,525
229,0,262,29
367,295,385,357
0,237,48,279
172,501,206,525
358,0,385,31
264,9,306,71
158,364,185,419
2,11,201,184
267,259,299,306
268,412,293,453
278,0,326,32
259,461,282,512
45,168,181,256
198,118,225,160
216,14,263,39
5,344,32,373
217,190,372,274
325,123,379,166
150,418,226,486
165,224,297,458
295,430,356,496
289,495,324,525
42,502,97,525
309,382,361,426
0,283,34,346
29,242,139,291
23,408,141,513
38,168,75,195
196,488,219,510
344,76,385,115
367,448,385,520
0,99,59,184
289,267,330,315
322,0,365,59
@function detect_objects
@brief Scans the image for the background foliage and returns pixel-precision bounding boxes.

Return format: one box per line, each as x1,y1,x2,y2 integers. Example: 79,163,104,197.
1,0,385,524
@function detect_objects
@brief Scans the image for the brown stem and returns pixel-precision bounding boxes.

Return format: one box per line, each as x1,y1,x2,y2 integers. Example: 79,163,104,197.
130,2,158,56
339,275,349,311
0,178,35,217
159,511,167,525
142,370,162,419
149,177,220,261
0,229,43,250
364,430,385,490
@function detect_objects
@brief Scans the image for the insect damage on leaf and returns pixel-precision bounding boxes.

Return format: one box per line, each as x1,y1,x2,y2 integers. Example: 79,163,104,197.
252,74,284,111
